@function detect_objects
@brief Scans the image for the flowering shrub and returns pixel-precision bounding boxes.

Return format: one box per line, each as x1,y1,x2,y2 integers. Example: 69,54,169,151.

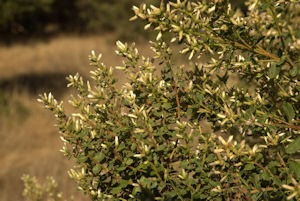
21,175,70,201
36,0,300,200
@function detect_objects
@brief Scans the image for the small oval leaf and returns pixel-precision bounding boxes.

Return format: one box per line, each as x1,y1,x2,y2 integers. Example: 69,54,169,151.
290,64,299,77
268,64,280,79
77,155,88,163
282,102,295,122
92,164,101,174
286,137,300,154
288,160,300,180
94,152,105,162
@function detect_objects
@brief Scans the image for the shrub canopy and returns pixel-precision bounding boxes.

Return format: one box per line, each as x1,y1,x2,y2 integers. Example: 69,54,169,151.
37,0,300,200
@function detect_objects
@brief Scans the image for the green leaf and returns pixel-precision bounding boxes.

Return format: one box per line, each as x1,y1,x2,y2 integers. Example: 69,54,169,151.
253,174,261,189
288,160,300,180
157,144,166,151
117,165,126,171
117,142,126,151
267,161,279,168
290,64,299,77
126,158,133,165
243,163,255,171
132,186,141,195
255,153,263,161
92,164,101,174
195,93,204,103
268,64,280,79
78,128,89,137
282,102,295,122
205,154,215,163
244,108,254,120
77,155,88,163
261,171,271,181
286,137,300,154
110,187,122,195
94,152,105,162
199,193,208,199
278,55,286,65
187,108,193,116
167,190,178,198
119,179,129,188
162,102,172,109
257,114,268,124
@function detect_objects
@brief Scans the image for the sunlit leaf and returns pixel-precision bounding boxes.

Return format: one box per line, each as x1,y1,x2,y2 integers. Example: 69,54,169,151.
286,137,300,154
92,164,101,174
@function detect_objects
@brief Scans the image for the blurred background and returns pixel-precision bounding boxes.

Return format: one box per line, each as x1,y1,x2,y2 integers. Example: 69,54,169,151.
0,0,245,200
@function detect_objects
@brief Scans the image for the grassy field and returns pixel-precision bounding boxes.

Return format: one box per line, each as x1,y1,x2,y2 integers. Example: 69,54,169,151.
0,34,160,201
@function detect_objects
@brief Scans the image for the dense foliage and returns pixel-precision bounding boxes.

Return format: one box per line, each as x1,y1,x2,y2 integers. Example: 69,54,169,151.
34,0,300,200
0,0,53,35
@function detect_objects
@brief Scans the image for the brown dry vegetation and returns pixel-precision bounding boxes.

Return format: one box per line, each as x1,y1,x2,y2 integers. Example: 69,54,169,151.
0,34,158,201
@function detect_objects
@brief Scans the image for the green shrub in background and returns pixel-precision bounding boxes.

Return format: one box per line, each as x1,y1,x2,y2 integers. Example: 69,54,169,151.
32,0,300,200
21,174,72,201
0,0,53,35
0,0,246,41
0,0,161,41
73,0,160,40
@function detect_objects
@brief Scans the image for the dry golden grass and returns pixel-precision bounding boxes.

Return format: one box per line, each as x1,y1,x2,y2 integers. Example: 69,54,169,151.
0,90,86,201
0,35,114,80
0,34,158,81
0,34,158,201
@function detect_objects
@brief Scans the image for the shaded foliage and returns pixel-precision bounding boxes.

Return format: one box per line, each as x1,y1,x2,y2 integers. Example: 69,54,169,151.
0,0,246,42
0,0,160,42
